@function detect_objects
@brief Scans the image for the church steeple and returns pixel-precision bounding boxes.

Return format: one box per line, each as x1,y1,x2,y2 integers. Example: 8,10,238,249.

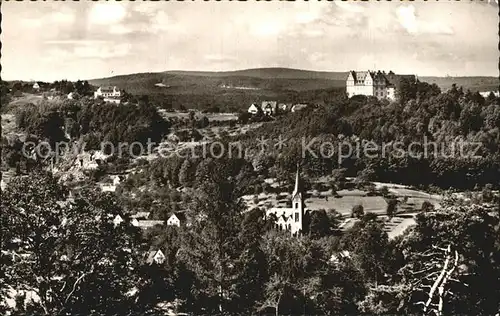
292,163,302,198
291,163,305,236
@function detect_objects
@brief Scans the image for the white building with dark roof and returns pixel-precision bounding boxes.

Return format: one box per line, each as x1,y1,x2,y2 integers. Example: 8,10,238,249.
261,101,278,115
145,249,166,265
266,166,306,236
94,86,121,104
346,70,416,101
167,212,187,227
248,103,260,115
131,219,164,229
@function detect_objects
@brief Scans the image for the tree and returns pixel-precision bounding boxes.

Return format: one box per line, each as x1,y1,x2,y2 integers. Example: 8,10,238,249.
234,208,268,313
1,172,148,315
259,231,305,316
394,204,500,315
356,166,375,186
396,77,417,104
351,204,364,219
238,112,251,124
331,168,347,189
379,186,390,197
386,198,398,218
308,209,331,238
178,158,196,187
341,215,390,285
177,163,243,313
421,201,434,212
197,116,210,129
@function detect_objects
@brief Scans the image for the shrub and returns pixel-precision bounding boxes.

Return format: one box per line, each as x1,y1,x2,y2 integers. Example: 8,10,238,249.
351,204,364,219
379,186,390,197
420,201,434,212
386,199,398,218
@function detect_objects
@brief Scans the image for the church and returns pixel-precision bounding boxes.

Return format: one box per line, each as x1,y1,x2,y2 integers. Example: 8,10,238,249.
266,166,306,236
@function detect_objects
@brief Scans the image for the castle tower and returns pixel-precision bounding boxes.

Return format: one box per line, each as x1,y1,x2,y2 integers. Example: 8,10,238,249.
291,164,305,236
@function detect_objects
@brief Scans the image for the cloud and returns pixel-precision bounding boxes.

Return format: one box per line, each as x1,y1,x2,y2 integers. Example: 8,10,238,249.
334,1,365,13
109,24,133,35
151,11,171,32
204,54,237,63
21,11,75,28
397,5,454,35
51,12,75,24
1,1,496,81
294,2,331,24
44,39,131,60
397,5,418,34
73,43,131,59
250,18,287,37
89,3,127,25
45,40,107,45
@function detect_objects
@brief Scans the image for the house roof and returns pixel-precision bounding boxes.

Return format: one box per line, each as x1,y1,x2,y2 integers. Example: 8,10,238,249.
146,249,165,264
135,220,164,228
348,70,416,86
292,104,308,111
99,86,117,92
261,101,277,109
348,71,374,82
131,211,151,219
170,212,187,221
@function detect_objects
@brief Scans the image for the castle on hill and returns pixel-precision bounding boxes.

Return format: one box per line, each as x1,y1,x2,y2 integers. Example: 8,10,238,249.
266,166,306,236
346,70,417,101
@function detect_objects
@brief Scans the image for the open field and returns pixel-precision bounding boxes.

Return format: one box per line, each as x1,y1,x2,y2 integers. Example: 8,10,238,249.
242,178,442,239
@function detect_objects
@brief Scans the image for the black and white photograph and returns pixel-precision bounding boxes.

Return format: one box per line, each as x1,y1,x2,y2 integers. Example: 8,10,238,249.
1,1,500,315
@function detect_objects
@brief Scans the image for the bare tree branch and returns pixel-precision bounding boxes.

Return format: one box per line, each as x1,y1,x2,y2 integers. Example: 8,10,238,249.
64,265,95,305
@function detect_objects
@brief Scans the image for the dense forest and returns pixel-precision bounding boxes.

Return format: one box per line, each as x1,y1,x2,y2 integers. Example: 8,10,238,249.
232,80,500,190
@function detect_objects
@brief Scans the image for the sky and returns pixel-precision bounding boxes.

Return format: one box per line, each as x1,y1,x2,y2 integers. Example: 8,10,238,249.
2,1,498,81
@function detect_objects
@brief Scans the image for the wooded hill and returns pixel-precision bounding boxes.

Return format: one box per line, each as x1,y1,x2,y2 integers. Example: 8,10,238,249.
89,67,498,97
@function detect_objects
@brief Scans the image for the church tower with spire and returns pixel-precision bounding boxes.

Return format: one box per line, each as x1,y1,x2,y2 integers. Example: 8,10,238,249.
265,164,306,236
290,164,305,236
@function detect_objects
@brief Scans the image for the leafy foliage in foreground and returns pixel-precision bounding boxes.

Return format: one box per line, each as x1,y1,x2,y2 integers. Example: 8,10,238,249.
1,172,148,315
1,170,499,315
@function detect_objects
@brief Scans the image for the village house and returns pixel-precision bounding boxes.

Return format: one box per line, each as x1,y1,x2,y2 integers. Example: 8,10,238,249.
346,70,416,101
261,101,278,115
131,211,151,220
113,215,124,227
479,90,500,98
291,103,308,113
166,212,187,227
145,249,166,265
329,250,351,264
32,82,40,90
249,101,307,116
247,103,261,115
94,86,121,104
266,166,306,236
278,103,292,112
131,219,165,229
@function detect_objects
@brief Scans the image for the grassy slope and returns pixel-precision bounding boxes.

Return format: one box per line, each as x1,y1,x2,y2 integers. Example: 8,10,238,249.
89,69,347,96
